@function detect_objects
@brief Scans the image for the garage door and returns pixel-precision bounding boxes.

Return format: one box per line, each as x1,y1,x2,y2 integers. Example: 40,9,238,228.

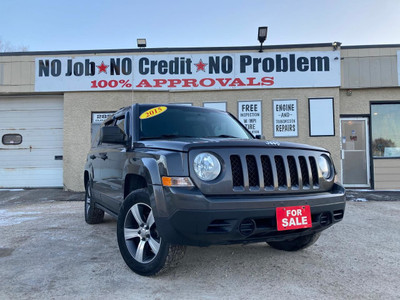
0,96,63,188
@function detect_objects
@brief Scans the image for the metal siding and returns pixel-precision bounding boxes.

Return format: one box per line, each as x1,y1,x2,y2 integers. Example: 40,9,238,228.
0,63,4,85
359,57,371,87
380,56,397,86
373,159,400,190
370,57,382,86
347,58,360,87
342,56,398,88
0,96,63,187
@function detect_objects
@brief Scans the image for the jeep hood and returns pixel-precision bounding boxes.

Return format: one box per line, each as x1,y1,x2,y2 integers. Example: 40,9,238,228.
134,138,327,153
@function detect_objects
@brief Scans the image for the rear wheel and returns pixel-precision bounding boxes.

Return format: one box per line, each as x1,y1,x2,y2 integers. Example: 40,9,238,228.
84,181,104,224
267,232,321,251
117,189,185,276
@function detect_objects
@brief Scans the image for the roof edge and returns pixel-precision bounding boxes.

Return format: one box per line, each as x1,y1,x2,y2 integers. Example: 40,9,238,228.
342,44,400,49
0,43,335,57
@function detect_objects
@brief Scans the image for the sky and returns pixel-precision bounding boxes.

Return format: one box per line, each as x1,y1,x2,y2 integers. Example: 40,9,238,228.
1,0,400,52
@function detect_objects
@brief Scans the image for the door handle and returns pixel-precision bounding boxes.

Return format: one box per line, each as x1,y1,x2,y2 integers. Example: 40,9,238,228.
90,155,96,160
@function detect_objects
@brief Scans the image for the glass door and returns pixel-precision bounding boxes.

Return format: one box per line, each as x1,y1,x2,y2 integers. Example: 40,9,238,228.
340,118,370,188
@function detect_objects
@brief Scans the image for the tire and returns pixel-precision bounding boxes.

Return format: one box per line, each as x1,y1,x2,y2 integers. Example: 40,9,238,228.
117,189,186,276
84,180,104,224
267,232,321,251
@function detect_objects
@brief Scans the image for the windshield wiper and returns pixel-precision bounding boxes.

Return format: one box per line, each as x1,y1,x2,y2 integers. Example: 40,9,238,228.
205,135,239,138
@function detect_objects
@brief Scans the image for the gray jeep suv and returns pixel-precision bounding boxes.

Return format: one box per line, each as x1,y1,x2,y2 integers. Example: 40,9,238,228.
84,104,345,276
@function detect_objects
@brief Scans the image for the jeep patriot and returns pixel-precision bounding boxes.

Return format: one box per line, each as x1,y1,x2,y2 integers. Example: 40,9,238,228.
84,104,345,276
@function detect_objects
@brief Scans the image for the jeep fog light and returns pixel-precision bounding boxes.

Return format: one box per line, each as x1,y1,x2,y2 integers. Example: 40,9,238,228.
193,153,221,181
318,155,332,180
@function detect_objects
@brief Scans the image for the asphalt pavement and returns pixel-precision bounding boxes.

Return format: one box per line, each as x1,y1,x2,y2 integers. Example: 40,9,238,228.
0,188,399,299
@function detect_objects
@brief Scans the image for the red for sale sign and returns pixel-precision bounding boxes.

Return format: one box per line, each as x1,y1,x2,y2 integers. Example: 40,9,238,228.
276,205,312,231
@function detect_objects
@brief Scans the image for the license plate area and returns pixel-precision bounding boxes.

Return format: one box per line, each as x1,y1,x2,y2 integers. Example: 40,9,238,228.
276,205,312,231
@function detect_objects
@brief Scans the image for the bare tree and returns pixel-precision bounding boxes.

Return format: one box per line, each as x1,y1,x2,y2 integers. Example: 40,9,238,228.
0,38,29,52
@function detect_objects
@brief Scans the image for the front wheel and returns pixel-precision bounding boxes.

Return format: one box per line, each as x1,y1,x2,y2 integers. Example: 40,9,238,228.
267,232,321,251
117,189,186,276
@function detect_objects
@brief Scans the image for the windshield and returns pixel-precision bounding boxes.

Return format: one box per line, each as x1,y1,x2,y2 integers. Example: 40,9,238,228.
139,105,253,140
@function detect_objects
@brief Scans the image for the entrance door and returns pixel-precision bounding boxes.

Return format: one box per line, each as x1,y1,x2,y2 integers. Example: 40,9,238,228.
340,118,370,188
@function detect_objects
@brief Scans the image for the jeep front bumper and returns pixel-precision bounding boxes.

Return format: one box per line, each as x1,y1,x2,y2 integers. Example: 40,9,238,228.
153,183,346,247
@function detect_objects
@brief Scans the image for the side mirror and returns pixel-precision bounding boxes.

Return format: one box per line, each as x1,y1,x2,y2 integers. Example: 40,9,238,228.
255,135,265,140
99,126,126,144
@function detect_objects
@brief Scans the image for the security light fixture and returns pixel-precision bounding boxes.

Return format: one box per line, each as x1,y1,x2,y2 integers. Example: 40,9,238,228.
332,41,342,50
137,38,147,48
258,26,268,52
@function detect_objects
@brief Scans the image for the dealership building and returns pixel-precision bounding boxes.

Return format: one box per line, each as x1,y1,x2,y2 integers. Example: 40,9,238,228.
1,42,400,191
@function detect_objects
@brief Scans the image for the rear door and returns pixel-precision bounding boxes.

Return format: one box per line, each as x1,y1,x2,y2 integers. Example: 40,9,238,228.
100,115,129,209
91,112,129,213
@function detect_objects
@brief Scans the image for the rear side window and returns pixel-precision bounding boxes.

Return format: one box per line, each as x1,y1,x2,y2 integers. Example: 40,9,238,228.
2,134,22,145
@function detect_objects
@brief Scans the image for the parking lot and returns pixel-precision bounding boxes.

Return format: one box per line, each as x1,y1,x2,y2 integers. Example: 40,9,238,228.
1,189,399,300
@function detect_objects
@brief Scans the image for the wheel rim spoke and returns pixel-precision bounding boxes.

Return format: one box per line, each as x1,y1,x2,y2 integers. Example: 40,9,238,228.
146,211,155,228
135,240,146,262
130,205,145,226
148,237,160,254
124,228,140,240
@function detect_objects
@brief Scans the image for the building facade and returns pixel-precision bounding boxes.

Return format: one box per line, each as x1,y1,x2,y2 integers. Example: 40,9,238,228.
1,43,400,191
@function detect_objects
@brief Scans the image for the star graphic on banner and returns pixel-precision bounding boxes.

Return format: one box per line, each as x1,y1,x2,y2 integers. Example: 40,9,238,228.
194,59,208,72
96,61,109,74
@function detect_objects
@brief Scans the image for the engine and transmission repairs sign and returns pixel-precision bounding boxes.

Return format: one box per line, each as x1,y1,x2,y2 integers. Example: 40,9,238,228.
35,51,340,92
273,99,298,137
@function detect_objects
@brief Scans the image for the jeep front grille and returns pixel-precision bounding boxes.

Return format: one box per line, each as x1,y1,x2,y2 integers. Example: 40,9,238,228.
230,154,319,192
230,155,244,187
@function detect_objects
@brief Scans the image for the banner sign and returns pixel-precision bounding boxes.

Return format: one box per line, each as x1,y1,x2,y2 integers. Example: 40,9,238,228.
238,100,262,136
273,99,298,137
35,51,340,92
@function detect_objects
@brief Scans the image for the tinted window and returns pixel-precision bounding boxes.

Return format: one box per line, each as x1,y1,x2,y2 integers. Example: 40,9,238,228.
2,134,22,145
371,103,400,157
139,106,253,140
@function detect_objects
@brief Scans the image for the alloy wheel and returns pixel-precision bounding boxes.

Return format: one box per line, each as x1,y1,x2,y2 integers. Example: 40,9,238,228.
123,203,161,263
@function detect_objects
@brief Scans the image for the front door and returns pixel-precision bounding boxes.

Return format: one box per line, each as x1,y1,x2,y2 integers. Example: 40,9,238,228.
340,118,370,188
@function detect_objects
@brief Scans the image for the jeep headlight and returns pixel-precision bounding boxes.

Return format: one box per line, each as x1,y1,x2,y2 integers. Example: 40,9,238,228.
193,153,221,181
318,155,333,180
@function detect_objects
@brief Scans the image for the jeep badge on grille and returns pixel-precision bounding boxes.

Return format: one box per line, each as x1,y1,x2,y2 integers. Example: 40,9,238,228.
265,141,280,146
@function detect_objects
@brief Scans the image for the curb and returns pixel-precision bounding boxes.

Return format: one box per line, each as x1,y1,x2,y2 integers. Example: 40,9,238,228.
346,189,400,202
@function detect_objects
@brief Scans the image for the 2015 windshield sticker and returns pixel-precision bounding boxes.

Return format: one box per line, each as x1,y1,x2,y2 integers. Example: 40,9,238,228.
139,106,167,119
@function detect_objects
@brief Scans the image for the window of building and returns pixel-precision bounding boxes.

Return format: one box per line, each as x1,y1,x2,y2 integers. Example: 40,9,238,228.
2,134,22,145
371,103,400,158
203,102,227,111
309,98,334,136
